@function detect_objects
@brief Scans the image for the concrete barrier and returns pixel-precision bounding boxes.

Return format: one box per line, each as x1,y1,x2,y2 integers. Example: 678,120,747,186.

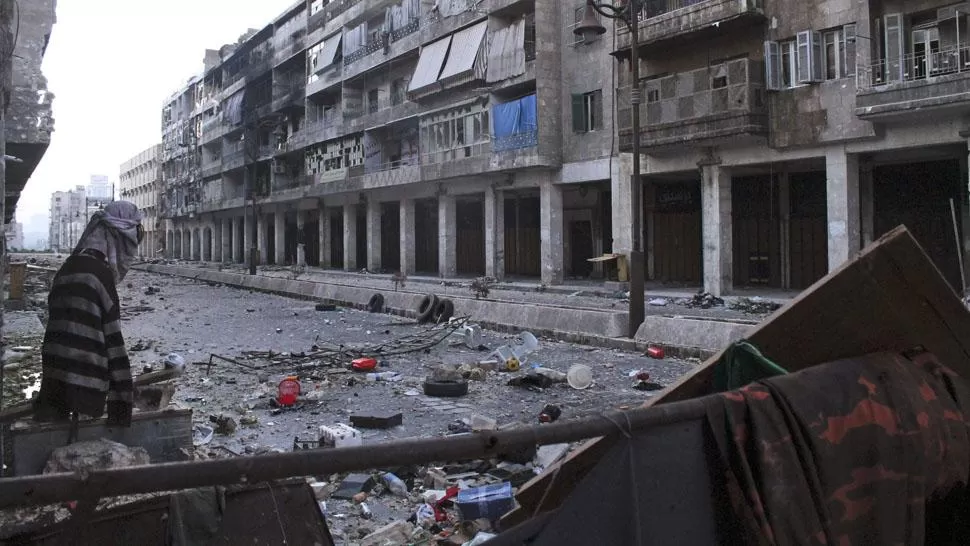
137,265,630,343
635,315,755,359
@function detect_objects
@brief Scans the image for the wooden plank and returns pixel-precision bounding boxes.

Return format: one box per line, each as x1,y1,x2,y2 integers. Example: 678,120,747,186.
512,226,970,519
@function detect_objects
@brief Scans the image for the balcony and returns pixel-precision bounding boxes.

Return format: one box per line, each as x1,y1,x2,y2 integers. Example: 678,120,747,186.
344,27,420,81
244,46,275,79
223,145,246,171
275,131,308,156
201,118,227,143
421,2,484,44
616,0,765,51
306,111,344,144
201,159,223,179
274,32,307,67
272,82,307,111
620,58,768,150
307,64,344,97
856,45,970,121
344,97,420,132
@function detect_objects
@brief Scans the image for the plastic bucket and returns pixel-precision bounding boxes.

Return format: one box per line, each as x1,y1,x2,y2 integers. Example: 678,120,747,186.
278,377,301,406
566,364,593,390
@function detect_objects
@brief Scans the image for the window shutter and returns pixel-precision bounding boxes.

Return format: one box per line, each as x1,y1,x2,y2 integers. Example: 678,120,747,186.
810,31,824,81
593,89,603,130
884,13,903,82
571,93,586,132
796,31,812,83
842,23,857,78
764,41,781,90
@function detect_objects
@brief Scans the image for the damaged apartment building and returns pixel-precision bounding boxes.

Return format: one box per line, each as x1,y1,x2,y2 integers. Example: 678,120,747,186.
160,0,970,299
160,0,623,286
618,0,970,296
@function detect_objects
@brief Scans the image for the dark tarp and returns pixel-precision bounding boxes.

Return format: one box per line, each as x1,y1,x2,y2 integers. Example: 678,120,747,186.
705,351,970,545
492,351,970,545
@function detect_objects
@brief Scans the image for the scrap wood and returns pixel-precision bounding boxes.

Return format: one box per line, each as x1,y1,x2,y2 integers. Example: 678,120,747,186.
504,225,970,526
0,368,182,423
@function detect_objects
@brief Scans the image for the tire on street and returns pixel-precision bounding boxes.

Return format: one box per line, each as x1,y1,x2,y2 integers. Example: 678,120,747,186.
423,378,469,398
367,293,385,313
433,298,455,323
416,294,439,323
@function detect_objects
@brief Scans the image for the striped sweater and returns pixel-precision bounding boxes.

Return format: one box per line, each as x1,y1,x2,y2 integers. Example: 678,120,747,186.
37,253,133,426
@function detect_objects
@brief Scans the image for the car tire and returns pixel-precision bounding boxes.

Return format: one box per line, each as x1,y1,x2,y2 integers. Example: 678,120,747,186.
416,294,439,323
423,379,469,398
433,299,455,323
367,293,385,313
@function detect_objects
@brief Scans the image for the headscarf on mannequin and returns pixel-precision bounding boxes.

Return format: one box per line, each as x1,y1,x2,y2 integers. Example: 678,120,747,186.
72,200,143,283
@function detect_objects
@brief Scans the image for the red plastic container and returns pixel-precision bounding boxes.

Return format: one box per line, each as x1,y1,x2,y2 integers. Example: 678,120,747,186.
646,346,665,359
278,377,301,406
352,357,378,371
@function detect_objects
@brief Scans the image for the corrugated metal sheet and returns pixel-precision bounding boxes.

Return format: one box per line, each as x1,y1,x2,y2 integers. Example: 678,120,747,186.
439,20,488,83
408,35,453,93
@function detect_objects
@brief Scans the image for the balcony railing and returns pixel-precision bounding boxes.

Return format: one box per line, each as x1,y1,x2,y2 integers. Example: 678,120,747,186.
857,45,970,90
344,34,387,66
493,129,538,152
617,0,764,49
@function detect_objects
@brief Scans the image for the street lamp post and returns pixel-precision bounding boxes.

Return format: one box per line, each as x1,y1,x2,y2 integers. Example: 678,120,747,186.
575,0,645,339
245,114,286,275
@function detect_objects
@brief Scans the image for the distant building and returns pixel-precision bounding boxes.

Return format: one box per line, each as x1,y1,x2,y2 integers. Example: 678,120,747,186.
49,186,87,253
5,222,24,250
87,174,113,200
119,144,162,256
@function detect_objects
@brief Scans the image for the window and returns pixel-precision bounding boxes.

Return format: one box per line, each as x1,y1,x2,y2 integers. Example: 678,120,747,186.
796,30,823,83
781,40,797,88
823,30,840,80
391,78,407,105
368,89,379,113
571,90,603,133
419,104,490,161
647,89,660,103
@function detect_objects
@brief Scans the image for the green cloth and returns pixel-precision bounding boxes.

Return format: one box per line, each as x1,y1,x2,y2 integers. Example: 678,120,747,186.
713,341,788,392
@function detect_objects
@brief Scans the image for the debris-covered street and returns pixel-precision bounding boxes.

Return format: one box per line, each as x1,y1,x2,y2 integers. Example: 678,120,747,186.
110,269,694,542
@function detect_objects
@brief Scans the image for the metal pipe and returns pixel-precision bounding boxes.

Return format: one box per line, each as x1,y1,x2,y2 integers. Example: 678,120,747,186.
0,397,710,509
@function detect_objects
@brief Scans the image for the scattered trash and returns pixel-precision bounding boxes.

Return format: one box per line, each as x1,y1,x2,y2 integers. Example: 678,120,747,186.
44,439,151,474
730,296,783,315
275,328,283,334
359,502,373,520
365,371,401,382
143,286,160,296
210,415,237,435
192,425,215,447
648,297,669,307
277,376,301,406
129,339,154,352
538,404,562,423
352,491,368,504
163,353,186,371
456,482,514,521
631,371,664,391
679,291,725,309
461,324,483,349
332,473,376,500
424,378,469,398
319,424,363,448
470,277,497,299
646,345,665,359
240,415,259,426
359,520,413,546
448,420,473,434
566,364,594,390
352,357,378,372
469,414,498,431
351,411,403,429
507,373,555,391
382,472,409,497
315,302,337,312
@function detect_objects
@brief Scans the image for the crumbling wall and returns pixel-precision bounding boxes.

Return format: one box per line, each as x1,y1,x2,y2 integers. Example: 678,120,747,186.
0,0,15,336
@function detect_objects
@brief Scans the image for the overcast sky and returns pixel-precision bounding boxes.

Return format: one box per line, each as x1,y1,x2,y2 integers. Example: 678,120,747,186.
17,0,297,243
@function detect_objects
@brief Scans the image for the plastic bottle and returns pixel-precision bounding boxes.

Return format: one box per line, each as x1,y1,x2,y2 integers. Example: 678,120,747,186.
382,472,408,496
365,371,402,382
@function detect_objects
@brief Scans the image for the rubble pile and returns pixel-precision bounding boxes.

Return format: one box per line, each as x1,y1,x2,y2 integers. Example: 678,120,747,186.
678,291,725,309
730,297,783,315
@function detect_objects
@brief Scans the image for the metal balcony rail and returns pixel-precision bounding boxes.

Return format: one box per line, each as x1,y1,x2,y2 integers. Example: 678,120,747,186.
343,95,415,120
856,45,970,90
493,128,538,152
344,33,388,66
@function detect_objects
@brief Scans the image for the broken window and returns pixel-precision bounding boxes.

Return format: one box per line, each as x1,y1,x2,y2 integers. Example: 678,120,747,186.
571,90,602,133
419,103,489,162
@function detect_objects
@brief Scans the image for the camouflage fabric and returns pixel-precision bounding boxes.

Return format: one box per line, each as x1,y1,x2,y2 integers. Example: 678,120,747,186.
705,351,970,545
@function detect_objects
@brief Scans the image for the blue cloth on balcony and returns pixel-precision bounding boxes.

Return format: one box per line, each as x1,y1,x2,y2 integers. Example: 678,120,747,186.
492,94,538,152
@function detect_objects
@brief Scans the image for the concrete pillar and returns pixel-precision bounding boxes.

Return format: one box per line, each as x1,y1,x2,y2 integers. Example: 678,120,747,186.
192,228,201,261
231,218,241,263
296,210,306,267
400,198,416,275
484,187,505,279
257,213,268,265
274,211,286,266
366,198,382,272
860,161,875,247
644,181,655,279
540,181,564,285
611,154,634,255
319,206,332,268
825,147,861,272
221,218,231,263
701,163,732,296
777,172,791,289
244,214,253,266
962,144,970,287
438,194,457,278
343,204,358,271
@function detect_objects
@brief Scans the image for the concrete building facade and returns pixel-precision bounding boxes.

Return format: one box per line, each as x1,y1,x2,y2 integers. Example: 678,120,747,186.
120,144,162,257
615,0,970,296
87,174,112,200
160,0,970,302
5,221,23,250
48,186,86,253
160,0,621,286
